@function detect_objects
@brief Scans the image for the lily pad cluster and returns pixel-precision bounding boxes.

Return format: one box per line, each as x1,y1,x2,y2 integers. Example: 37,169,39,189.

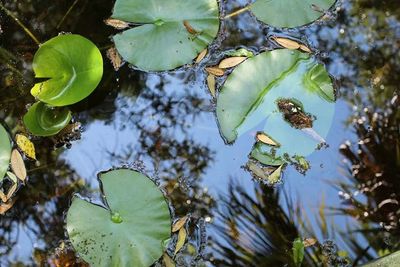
215,49,336,182
109,0,220,71
24,34,103,136
66,169,171,267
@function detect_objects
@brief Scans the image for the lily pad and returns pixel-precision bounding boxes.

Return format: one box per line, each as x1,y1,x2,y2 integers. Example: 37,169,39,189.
111,0,220,71
23,102,72,137
0,124,11,180
66,169,171,267
216,49,335,159
250,0,336,28
363,250,400,267
31,34,103,106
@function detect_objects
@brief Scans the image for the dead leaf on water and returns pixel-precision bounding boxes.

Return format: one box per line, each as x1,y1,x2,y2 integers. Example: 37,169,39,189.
16,134,36,160
106,47,123,71
10,149,27,182
273,37,301,50
163,253,175,267
7,171,17,184
205,67,225,76
0,190,7,203
207,74,216,98
299,44,312,53
174,227,187,255
0,199,15,215
268,164,284,184
6,183,17,200
303,238,317,247
172,216,188,232
218,56,247,69
195,48,208,63
104,18,129,29
256,132,278,147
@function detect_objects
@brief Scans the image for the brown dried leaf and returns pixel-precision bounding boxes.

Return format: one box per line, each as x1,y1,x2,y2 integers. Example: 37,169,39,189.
207,74,216,98
195,48,208,63
0,199,15,215
10,149,27,182
218,56,247,69
256,132,278,146
104,18,129,29
205,67,225,76
16,134,36,160
174,227,187,255
163,253,175,267
107,47,123,71
172,216,188,232
303,238,317,247
299,44,312,53
6,183,17,200
273,37,301,50
0,190,7,203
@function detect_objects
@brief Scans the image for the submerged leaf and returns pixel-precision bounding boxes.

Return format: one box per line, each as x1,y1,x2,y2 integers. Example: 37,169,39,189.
292,238,305,267
303,238,317,247
225,48,254,58
163,253,175,267
10,149,26,182
106,47,123,71
174,227,187,255
172,216,188,232
15,134,36,160
111,0,220,71
0,199,15,215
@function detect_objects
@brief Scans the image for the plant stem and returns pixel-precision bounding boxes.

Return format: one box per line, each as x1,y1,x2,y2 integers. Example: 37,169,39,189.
57,0,79,29
0,3,40,45
224,5,251,19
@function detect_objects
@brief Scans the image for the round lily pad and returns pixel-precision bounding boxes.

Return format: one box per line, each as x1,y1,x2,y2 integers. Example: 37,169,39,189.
23,102,72,137
216,49,335,159
0,124,11,180
66,169,172,267
250,0,336,28
31,34,103,106
112,0,220,71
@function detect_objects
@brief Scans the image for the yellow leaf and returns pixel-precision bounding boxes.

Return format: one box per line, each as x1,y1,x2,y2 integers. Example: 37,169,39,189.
16,134,36,160
174,227,187,255
205,67,225,76
207,74,216,98
218,56,247,69
273,37,301,50
303,238,317,247
104,18,129,29
195,49,208,63
256,132,278,146
172,216,188,232
163,253,175,267
10,149,27,182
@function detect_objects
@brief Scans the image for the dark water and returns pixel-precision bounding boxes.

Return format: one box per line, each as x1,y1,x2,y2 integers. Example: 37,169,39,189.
0,0,399,266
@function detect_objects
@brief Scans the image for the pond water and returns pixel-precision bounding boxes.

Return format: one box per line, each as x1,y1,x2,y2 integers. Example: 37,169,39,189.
0,0,399,266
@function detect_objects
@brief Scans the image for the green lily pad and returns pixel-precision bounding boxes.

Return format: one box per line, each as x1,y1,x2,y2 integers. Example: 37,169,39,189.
250,0,336,28
216,49,335,160
0,124,11,180
363,250,400,267
23,102,72,137
31,34,103,106
111,0,220,71
66,169,171,267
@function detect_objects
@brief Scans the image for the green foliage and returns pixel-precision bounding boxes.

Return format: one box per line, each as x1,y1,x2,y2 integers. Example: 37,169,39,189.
292,238,305,267
0,124,11,180
23,102,72,137
111,0,219,71
66,169,171,267
250,0,336,28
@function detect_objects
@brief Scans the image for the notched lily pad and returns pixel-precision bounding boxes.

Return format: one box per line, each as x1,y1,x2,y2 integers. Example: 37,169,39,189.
23,102,72,137
31,34,103,106
66,169,171,267
250,0,337,28
0,124,11,180
111,0,220,71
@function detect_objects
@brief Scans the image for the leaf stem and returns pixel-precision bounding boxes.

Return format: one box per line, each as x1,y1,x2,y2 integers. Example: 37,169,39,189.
224,5,251,19
0,3,40,45
57,0,79,29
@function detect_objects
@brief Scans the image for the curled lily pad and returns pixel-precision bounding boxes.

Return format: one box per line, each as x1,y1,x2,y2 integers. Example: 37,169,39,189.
250,0,336,28
31,34,103,106
217,49,335,160
0,124,11,180
23,102,72,137
111,0,220,71
66,169,171,267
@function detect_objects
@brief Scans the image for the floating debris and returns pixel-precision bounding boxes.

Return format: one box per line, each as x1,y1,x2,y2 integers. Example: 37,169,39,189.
205,67,225,76
107,47,123,71
277,98,314,129
172,216,188,232
218,56,247,69
174,227,187,255
206,74,216,97
104,18,129,29
195,48,208,63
